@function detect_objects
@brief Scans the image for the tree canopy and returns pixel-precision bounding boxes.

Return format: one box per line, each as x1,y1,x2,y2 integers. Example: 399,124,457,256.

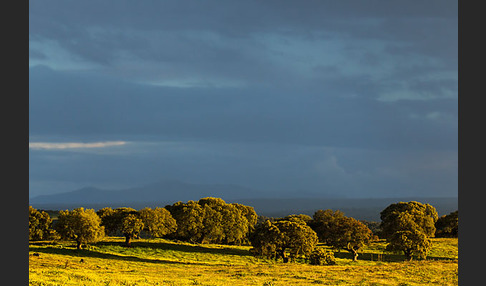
380,201,438,260
139,207,177,238
29,206,54,241
310,209,345,243
96,207,143,246
386,228,432,261
54,207,104,249
310,210,374,261
435,210,458,238
29,198,452,263
165,200,206,243
165,198,257,245
120,214,144,246
380,201,438,238
250,217,318,263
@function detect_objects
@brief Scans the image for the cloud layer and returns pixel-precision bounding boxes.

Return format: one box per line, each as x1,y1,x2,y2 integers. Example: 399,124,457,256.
29,1,458,199
29,141,127,150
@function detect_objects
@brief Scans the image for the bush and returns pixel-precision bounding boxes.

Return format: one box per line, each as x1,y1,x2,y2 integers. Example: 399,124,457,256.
309,248,336,265
435,210,458,238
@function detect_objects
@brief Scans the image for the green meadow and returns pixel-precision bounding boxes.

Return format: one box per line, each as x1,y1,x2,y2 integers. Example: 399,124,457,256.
29,237,458,286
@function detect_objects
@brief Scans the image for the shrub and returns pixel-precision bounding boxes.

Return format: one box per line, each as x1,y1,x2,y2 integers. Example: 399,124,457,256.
309,248,336,265
435,210,458,238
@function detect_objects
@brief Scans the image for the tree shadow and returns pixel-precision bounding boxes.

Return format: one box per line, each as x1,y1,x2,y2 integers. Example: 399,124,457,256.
425,255,457,261
333,251,456,262
96,240,252,257
29,245,227,267
29,239,254,266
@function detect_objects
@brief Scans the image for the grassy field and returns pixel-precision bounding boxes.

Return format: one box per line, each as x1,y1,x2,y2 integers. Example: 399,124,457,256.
29,237,458,286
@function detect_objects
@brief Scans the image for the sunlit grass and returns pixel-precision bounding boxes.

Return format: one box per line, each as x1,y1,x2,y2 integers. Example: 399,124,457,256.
29,237,457,285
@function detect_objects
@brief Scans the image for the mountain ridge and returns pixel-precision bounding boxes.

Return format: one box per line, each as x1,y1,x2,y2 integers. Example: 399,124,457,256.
29,180,264,205
29,180,458,221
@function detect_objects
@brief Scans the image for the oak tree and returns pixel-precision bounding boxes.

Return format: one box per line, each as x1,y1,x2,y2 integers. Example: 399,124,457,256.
380,202,438,260
435,210,458,238
96,207,142,246
29,206,53,241
309,209,345,243
166,200,205,243
139,207,177,238
250,218,318,262
55,207,104,249
386,228,432,261
120,214,144,246
311,210,373,261
380,201,438,238
325,216,373,261
249,220,284,260
166,198,257,245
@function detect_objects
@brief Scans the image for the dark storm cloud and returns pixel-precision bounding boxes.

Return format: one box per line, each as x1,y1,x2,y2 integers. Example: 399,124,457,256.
29,1,458,198
29,66,457,151
30,0,457,34
29,1,457,86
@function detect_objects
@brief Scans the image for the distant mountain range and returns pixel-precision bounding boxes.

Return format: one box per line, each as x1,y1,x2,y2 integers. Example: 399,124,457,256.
29,180,458,221
236,197,458,221
29,180,263,206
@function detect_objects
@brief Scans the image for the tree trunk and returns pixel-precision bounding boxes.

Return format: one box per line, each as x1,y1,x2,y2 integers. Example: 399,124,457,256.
125,235,132,247
346,246,359,262
76,240,82,250
279,249,288,263
352,250,358,262
404,250,413,261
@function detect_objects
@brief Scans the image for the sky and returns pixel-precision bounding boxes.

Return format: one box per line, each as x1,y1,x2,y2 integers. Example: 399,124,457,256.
29,0,458,199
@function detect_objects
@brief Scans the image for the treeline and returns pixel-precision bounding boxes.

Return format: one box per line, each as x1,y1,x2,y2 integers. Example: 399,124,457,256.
29,198,458,263
29,198,258,248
